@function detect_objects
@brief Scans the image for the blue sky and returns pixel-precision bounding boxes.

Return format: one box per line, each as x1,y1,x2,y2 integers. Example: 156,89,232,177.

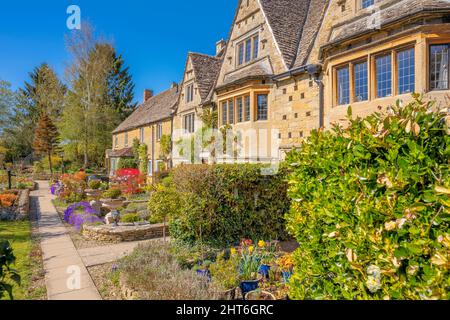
0,0,237,103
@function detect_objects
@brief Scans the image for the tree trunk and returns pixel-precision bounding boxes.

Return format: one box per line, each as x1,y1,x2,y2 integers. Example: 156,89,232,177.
48,151,53,179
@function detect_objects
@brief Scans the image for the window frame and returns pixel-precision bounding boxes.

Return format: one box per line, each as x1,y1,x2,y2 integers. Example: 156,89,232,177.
428,42,450,92
333,43,417,107
361,0,374,10
124,132,128,147
156,124,163,141
183,113,195,134
185,83,194,103
336,65,351,106
256,93,269,121
236,32,260,67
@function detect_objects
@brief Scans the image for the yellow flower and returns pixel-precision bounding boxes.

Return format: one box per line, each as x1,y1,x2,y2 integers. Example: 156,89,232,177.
230,248,236,255
249,245,254,253
258,240,265,248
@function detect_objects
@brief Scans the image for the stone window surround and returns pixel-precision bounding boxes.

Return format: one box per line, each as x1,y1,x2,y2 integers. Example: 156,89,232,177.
233,27,261,68
218,89,270,126
332,42,417,107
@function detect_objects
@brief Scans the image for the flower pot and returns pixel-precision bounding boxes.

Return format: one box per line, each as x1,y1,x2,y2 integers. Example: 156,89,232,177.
281,271,293,283
85,189,102,198
258,264,271,279
245,290,276,301
240,279,260,298
196,269,211,281
100,198,124,211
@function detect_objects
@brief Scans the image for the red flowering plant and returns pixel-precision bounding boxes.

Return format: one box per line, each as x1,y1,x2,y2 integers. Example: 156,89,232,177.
111,168,145,195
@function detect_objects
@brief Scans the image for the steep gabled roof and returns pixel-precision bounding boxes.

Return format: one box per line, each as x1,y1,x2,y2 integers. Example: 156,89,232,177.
259,0,312,68
189,52,223,103
113,86,179,134
292,0,329,68
325,0,450,47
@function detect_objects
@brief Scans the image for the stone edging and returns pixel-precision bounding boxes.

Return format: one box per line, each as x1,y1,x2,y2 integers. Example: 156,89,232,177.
82,223,169,243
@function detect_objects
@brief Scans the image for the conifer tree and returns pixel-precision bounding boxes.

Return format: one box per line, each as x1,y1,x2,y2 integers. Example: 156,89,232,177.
33,114,59,176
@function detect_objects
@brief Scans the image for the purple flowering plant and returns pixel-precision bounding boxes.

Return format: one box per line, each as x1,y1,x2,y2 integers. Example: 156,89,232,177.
63,202,103,231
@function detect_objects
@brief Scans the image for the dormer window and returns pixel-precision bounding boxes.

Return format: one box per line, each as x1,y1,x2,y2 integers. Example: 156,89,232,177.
361,0,374,9
237,34,260,66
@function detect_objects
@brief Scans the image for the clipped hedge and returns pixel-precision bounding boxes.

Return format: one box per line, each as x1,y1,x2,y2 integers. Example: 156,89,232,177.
162,164,289,248
286,96,450,300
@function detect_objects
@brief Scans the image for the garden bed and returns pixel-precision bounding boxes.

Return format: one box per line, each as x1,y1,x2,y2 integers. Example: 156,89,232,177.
0,189,30,221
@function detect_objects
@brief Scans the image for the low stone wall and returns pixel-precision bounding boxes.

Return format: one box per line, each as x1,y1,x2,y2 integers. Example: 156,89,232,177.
0,189,30,221
82,223,169,243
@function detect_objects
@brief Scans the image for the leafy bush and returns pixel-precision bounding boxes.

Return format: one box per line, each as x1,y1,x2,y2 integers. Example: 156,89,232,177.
117,158,137,170
0,240,21,300
88,180,102,190
286,97,450,300
102,188,122,200
112,168,144,195
121,213,142,223
167,164,290,248
59,172,87,202
210,252,240,291
119,242,220,300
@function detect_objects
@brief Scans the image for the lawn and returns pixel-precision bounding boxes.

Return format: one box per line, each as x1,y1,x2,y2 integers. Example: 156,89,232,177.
0,221,46,300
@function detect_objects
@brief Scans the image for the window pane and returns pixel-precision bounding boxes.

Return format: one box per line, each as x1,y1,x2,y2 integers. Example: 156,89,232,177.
253,36,259,60
337,67,350,105
222,102,228,125
362,0,374,9
190,114,195,133
228,100,235,124
237,97,243,122
245,39,252,63
257,94,268,121
354,61,368,102
245,96,251,121
430,44,449,90
376,54,392,98
397,48,415,94
238,43,244,65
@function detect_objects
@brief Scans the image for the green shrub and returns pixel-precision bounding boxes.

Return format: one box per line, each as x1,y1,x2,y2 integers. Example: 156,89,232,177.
166,164,289,248
117,158,137,170
88,180,102,190
102,188,122,200
120,213,141,223
0,240,21,300
286,96,450,300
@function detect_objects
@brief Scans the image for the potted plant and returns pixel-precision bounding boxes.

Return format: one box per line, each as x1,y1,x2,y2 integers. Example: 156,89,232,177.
85,180,103,198
256,240,276,279
239,242,262,298
100,188,124,210
194,260,212,281
245,289,276,301
276,253,294,283
209,252,240,300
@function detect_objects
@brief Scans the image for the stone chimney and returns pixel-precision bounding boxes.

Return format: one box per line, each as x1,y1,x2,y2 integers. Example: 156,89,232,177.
143,89,153,102
216,39,227,56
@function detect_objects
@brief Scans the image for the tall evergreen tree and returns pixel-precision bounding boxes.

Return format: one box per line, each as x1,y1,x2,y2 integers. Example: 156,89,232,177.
1,65,65,162
107,52,136,120
33,114,59,176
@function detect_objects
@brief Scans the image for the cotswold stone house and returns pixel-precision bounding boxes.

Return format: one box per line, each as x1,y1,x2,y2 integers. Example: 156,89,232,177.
110,0,450,171
108,84,179,177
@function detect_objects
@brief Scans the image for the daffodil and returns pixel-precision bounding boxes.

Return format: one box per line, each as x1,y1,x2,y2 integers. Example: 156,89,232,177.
258,240,265,248
249,245,254,253
230,248,236,255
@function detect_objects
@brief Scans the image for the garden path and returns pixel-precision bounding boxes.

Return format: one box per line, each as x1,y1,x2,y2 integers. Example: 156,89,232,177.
31,181,101,300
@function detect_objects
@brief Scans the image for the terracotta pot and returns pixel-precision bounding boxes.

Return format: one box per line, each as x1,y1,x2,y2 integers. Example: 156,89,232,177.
245,290,276,301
